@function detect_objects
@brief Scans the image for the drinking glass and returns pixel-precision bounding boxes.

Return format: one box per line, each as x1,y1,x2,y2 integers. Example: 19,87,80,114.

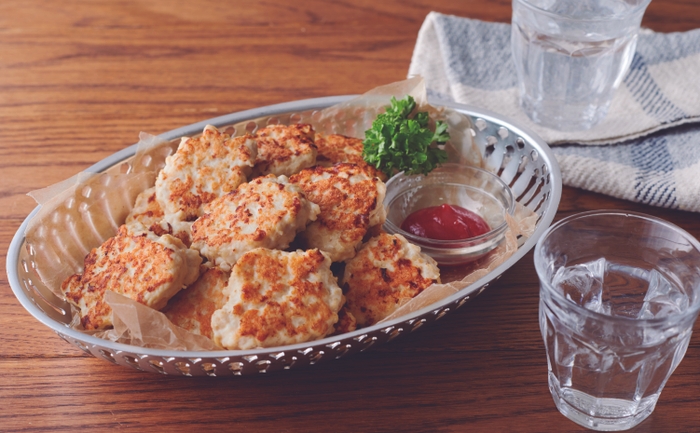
511,0,652,131
535,210,700,431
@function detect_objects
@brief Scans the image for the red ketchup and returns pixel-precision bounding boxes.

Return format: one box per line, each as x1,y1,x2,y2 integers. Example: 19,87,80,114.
401,204,490,241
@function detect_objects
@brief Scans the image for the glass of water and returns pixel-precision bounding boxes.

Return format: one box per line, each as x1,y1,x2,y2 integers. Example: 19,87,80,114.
511,0,651,131
535,210,700,431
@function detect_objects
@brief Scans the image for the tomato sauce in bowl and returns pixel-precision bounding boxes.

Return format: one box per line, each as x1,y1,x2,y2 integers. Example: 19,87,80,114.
383,164,514,265
401,204,490,241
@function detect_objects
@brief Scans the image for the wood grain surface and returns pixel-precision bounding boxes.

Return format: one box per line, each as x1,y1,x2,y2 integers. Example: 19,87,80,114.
2,1,699,432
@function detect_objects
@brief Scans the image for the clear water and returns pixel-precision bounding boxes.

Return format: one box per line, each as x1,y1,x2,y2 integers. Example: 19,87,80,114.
511,0,643,130
552,259,690,319
540,259,693,430
548,374,659,431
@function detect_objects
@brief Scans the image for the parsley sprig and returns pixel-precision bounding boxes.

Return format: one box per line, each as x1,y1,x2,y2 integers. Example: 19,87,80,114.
362,95,449,176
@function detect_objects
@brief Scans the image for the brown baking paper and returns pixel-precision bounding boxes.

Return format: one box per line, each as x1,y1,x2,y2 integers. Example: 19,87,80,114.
24,77,535,350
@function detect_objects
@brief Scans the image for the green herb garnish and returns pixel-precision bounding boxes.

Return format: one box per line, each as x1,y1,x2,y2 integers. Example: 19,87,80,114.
362,95,449,176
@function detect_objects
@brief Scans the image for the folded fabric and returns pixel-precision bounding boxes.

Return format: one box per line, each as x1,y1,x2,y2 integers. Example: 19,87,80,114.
409,12,700,212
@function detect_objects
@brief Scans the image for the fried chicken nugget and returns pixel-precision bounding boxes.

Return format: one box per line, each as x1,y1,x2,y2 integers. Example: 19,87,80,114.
190,174,320,271
163,266,230,341
314,133,387,181
253,124,317,177
124,186,190,244
289,163,386,262
155,125,257,230
343,233,440,327
211,248,344,350
61,226,202,330
333,306,357,335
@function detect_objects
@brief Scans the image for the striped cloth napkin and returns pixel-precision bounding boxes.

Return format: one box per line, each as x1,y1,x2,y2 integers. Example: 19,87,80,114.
409,12,700,212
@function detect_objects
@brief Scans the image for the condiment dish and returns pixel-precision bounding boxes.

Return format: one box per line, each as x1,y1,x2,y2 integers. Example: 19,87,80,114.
383,163,515,265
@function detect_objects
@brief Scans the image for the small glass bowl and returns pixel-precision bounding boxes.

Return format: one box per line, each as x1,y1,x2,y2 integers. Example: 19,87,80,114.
383,163,515,266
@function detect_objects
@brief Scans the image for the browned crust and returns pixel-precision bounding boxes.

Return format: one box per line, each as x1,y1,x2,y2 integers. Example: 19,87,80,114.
232,249,334,343
61,227,186,330
333,306,357,335
191,175,304,247
315,133,387,181
290,163,378,248
254,124,317,174
343,233,438,327
126,187,164,226
157,127,255,221
163,267,229,340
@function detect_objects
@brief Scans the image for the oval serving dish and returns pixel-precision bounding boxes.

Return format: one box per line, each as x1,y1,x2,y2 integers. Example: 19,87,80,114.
6,96,562,376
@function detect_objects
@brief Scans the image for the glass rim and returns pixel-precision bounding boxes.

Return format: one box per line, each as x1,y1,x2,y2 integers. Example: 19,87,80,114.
534,209,700,324
513,0,652,24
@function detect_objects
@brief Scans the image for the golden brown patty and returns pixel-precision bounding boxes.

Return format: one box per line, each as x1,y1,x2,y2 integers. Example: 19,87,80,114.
211,248,344,350
124,186,190,244
253,124,317,177
125,186,163,230
190,174,320,271
289,163,386,262
163,266,230,342
155,125,257,224
333,306,357,335
343,233,440,327
61,226,202,330
314,133,387,180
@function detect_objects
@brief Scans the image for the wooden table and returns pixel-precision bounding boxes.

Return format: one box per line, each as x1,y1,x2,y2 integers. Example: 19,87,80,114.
1,1,698,431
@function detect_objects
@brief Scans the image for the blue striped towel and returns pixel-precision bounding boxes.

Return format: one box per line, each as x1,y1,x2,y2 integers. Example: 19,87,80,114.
409,12,700,212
